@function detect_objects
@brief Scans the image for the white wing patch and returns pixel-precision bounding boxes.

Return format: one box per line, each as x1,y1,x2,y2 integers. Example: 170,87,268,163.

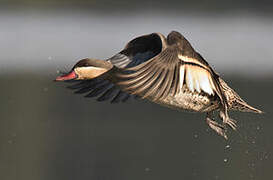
198,70,214,95
179,64,215,95
186,68,194,92
179,65,185,89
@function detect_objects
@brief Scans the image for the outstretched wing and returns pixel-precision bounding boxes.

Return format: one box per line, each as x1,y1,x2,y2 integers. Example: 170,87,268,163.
66,78,132,103
67,33,166,103
110,45,224,103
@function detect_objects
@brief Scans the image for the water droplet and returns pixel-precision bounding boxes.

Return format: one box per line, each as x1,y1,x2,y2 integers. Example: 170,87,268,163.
145,168,150,172
223,158,228,163
225,144,231,149
256,126,260,130
248,162,255,169
194,134,198,138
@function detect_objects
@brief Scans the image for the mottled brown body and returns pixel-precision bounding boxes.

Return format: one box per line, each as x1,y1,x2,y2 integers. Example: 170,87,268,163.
157,86,219,112
156,78,262,114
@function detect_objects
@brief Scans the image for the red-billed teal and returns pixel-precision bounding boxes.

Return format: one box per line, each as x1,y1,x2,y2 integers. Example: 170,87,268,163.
56,31,262,139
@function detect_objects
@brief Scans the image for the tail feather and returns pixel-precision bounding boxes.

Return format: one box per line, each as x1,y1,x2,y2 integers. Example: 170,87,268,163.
219,78,263,114
232,99,263,113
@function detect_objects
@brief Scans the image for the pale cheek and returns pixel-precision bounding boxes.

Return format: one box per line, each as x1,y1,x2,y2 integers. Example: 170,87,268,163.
76,67,108,80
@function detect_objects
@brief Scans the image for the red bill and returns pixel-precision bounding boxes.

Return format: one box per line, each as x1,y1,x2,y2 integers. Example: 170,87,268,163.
55,71,77,81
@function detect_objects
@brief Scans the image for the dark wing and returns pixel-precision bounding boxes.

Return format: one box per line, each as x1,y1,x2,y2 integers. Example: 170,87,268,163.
110,46,225,104
107,33,164,68
112,47,180,100
66,78,131,103
67,33,165,103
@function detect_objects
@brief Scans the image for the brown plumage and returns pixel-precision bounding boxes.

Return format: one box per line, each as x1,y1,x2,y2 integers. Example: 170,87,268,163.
55,31,263,139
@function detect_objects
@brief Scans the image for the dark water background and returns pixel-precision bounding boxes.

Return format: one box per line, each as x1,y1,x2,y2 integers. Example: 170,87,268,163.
0,74,272,180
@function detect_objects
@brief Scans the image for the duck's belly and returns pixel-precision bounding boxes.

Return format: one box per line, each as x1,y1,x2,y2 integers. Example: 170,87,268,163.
155,88,220,112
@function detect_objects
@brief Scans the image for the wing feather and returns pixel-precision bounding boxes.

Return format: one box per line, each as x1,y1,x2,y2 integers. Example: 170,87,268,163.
107,33,164,69
112,47,181,100
111,47,223,102
183,65,215,95
110,91,130,103
171,64,180,95
133,70,161,96
179,65,185,90
97,86,119,101
185,67,194,92
123,68,158,92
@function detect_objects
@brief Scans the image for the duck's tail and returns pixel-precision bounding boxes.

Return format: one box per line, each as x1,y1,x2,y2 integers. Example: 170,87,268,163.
219,78,263,114
231,99,263,113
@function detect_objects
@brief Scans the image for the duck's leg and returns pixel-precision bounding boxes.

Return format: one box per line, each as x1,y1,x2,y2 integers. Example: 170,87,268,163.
219,110,237,130
206,112,227,139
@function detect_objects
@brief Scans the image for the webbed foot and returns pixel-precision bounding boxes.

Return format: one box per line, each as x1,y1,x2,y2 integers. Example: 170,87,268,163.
206,114,228,139
219,111,237,130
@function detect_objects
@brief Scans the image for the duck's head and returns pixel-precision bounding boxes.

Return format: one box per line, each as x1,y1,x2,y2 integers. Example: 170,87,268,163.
55,58,113,81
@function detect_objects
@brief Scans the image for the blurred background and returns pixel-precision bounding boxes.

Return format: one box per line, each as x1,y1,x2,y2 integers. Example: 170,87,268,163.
0,0,272,180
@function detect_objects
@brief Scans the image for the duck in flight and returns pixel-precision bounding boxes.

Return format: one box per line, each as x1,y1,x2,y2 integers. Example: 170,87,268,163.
55,31,262,139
